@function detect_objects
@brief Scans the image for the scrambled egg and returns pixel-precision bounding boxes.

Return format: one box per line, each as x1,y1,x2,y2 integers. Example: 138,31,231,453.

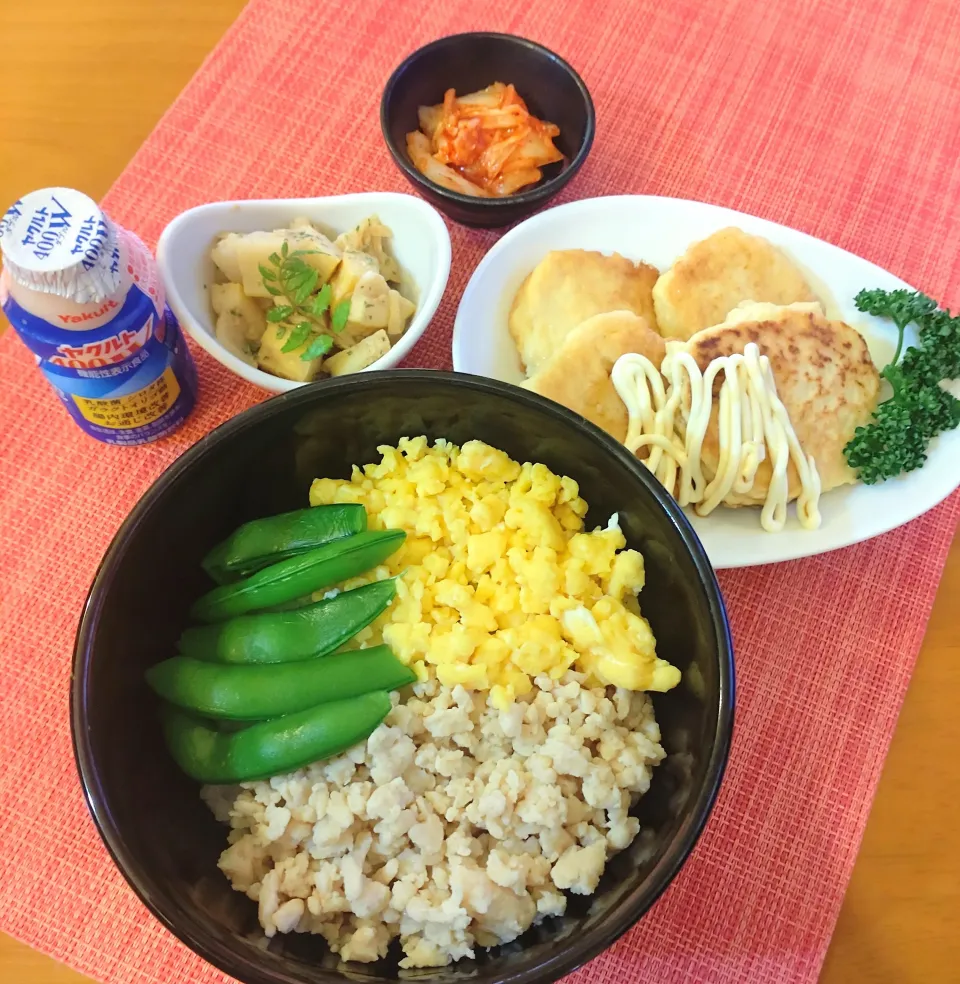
310,437,680,707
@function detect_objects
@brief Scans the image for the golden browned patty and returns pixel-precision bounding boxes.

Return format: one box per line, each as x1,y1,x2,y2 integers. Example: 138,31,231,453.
685,302,880,499
653,227,820,341
522,311,666,443
509,250,660,373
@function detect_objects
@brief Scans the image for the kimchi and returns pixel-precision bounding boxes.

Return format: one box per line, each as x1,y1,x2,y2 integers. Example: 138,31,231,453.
406,83,564,198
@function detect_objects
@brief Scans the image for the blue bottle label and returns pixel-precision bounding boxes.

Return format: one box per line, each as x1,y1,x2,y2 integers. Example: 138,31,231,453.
1,215,198,446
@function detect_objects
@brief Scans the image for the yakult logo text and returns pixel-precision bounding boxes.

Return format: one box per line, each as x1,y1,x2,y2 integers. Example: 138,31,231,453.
50,317,151,369
57,298,119,324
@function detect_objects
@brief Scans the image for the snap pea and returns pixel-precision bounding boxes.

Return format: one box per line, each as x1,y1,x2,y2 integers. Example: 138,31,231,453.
178,578,397,664
190,528,405,623
160,691,392,783
202,504,367,584
145,644,415,720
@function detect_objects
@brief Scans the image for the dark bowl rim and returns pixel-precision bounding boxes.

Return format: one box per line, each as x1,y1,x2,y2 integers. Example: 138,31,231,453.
71,369,734,984
379,32,597,210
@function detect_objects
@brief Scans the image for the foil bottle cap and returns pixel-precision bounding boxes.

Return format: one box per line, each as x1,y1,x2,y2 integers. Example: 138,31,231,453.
0,188,122,305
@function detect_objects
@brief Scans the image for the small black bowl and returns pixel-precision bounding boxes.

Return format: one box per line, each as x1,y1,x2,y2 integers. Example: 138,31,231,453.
381,33,596,228
72,371,733,984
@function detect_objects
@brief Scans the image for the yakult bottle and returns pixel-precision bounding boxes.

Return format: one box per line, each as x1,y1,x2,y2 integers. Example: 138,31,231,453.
0,187,197,445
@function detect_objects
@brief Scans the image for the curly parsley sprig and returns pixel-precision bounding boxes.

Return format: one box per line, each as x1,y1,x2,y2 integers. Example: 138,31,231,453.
259,242,351,362
844,289,960,484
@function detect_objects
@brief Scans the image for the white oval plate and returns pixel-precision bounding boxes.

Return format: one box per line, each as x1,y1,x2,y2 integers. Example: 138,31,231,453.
453,195,960,569
158,193,451,394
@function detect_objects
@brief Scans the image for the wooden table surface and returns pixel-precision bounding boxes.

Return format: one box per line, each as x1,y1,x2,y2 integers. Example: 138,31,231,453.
1,2,958,982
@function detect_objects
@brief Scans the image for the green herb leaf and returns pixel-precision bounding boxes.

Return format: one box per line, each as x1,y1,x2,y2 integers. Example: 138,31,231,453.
264,284,282,296
844,289,960,483
258,264,277,282
266,305,294,323
854,289,937,365
282,322,312,353
269,252,282,266
280,240,289,258
276,325,285,339
331,299,351,332
311,283,332,317
293,268,320,306
280,258,314,297
289,248,320,258
301,334,334,361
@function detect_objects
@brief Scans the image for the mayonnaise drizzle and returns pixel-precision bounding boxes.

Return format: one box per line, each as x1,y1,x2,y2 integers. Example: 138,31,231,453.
611,342,821,532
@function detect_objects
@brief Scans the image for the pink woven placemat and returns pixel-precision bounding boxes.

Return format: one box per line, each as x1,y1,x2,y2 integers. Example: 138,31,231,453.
1,0,958,982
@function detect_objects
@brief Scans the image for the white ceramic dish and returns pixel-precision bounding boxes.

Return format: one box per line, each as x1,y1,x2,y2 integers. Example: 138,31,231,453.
157,193,451,393
453,194,960,569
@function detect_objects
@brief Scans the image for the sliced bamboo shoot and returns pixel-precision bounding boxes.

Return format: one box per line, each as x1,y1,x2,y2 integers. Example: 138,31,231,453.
324,330,390,376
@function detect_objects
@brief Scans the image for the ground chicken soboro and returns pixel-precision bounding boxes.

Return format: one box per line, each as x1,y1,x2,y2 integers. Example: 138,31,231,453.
204,673,666,967
203,438,678,967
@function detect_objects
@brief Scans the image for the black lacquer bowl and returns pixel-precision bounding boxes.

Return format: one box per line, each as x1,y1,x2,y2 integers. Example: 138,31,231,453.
381,33,595,228
72,371,734,984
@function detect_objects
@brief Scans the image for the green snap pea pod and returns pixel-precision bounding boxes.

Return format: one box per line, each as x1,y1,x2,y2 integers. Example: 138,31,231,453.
178,578,397,664
160,690,392,783
190,528,405,623
145,644,415,720
202,504,367,584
